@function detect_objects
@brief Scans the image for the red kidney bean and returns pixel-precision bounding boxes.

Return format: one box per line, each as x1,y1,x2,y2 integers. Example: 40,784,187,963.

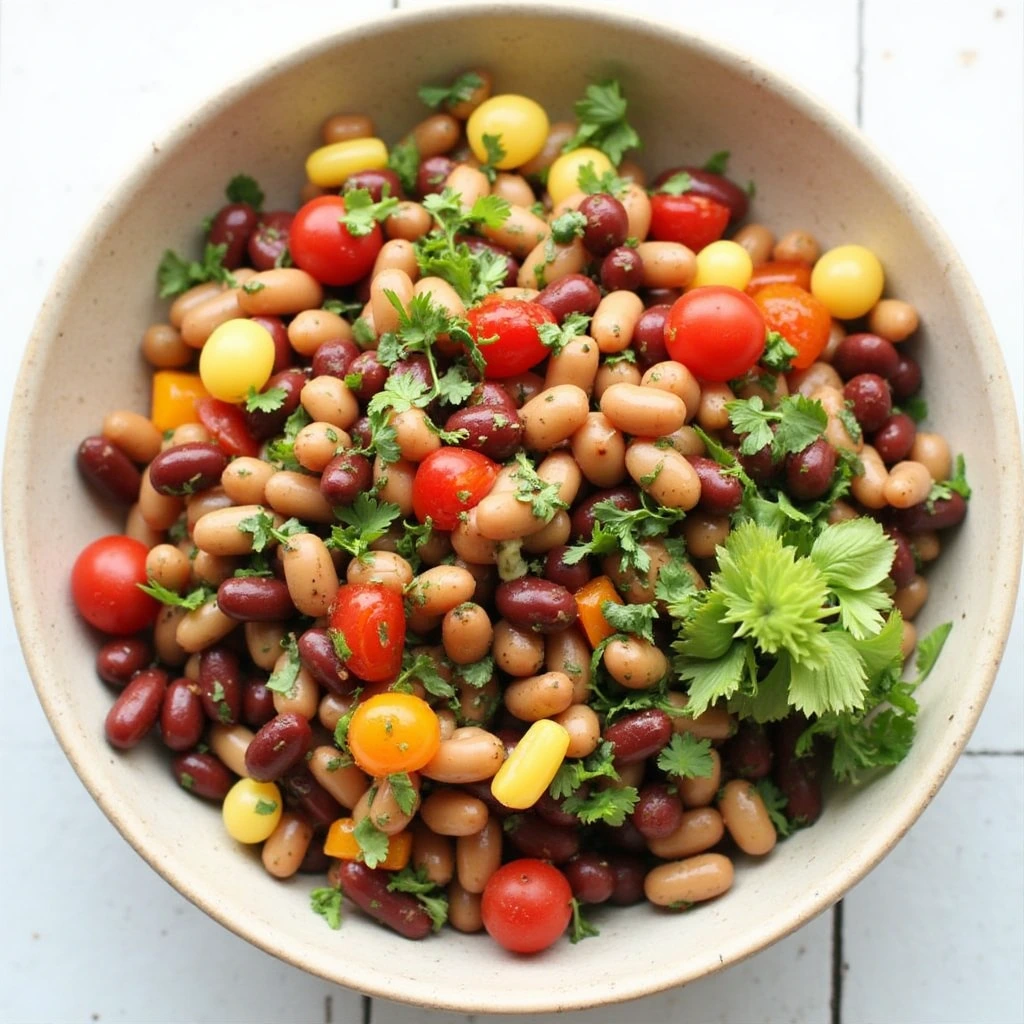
417,155,456,198
843,373,892,433
598,817,649,854
336,861,432,939
832,333,899,381
652,167,749,221
785,438,837,501
605,852,647,905
502,372,546,408
217,577,295,622
393,354,435,392
297,628,353,696
148,443,227,496
493,727,525,760
444,404,523,461
249,315,292,373
495,578,578,634
774,756,823,826
96,637,152,688
460,236,519,287
320,451,374,507
312,337,360,379
469,382,519,412
889,353,922,400
873,413,916,464
738,443,778,487
890,492,967,534
885,526,916,587
564,852,616,904
197,397,261,458
535,273,603,322
643,287,683,308
534,791,580,828
208,203,258,268
604,709,672,766
631,782,684,840
105,667,168,749
571,486,640,540
461,779,514,818
242,676,277,729
600,246,644,291
633,304,671,368
172,751,234,800
688,455,743,513
344,168,404,201
544,545,593,591
77,436,141,504
505,813,580,863
160,677,205,751
349,415,372,449
298,835,331,874
578,193,629,256
245,712,313,781
348,351,388,402
249,210,294,270
281,766,344,827
243,368,306,440
723,721,773,780
198,646,242,725
773,712,813,765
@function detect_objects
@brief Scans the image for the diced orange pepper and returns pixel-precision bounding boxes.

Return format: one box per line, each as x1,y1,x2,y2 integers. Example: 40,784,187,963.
574,575,623,648
150,371,208,432
323,817,412,871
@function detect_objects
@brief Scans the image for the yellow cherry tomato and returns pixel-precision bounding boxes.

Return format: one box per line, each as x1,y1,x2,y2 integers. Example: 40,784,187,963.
467,94,549,170
810,244,885,319
222,778,282,843
490,719,570,810
347,693,441,776
305,137,389,188
546,147,614,206
691,239,754,291
198,318,275,403
150,371,208,432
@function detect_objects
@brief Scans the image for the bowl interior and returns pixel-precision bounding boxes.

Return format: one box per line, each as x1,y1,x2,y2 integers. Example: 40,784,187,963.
5,4,1021,1014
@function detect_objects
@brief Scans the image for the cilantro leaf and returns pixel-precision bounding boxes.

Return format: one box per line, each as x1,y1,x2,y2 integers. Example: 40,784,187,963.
353,816,390,869
948,454,972,500
395,651,455,701
244,385,287,413
341,187,400,237
564,79,641,164
601,600,658,643
481,133,506,177
754,779,793,837
309,887,343,930
760,331,798,372
549,740,619,800
333,690,361,754
157,243,235,298
536,312,591,356
898,396,929,423
225,174,264,210
656,733,714,779
394,517,433,571
550,210,587,243
386,772,418,815
576,163,630,197
387,865,449,932
562,785,639,826
418,71,484,110
569,898,600,943
387,136,420,194
914,622,952,684
512,453,567,523
327,493,401,559
655,560,701,620
726,394,828,459
453,655,495,689
655,171,692,196
254,798,278,815
702,150,730,174
265,405,312,470
265,632,301,695
137,579,213,610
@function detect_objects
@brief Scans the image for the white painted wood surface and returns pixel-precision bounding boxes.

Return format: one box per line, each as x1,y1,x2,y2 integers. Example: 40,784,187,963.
0,1,1020,1021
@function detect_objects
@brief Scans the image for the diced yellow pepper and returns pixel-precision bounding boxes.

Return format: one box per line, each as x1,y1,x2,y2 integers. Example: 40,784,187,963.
574,575,623,648
150,370,208,432
306,138,389,188
490,719,570,811
323,817,412,871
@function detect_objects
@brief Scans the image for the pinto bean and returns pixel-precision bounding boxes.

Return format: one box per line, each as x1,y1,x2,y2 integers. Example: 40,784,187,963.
636,241,696,289
308,747,369,809
481,203,549,258
591,290,645,353
644,854,734,907
719,779,777,855
648,807,725,860
503,671,574,721
600,382,687,437
602,636,669,690
421,727,506,784
519,384,590,451
625,442,701,510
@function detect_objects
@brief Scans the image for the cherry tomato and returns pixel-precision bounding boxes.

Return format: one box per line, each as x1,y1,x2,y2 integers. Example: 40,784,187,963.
288,195,383,287
328,584,405,682
347,693,440,776
412,448,499,530
752,283,832,370
481,859,573,953
195,397,260,458
665,286,766,382
746,260,813,295
71,535,159,635
467,299,556,379
649,193,730,252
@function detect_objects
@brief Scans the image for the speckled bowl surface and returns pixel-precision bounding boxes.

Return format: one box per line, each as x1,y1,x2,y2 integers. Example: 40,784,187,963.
5,3,1021,1014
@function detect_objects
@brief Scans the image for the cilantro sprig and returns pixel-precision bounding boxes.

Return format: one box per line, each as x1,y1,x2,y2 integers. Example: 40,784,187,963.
225,173,264,210
387,865,449,932
563,79,641,164
157,243,236,298
418,71,485,110
137,579,213,610
726,394,828,460
341,187,399,237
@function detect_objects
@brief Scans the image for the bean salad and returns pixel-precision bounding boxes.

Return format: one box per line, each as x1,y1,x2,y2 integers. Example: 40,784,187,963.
71,69,969,952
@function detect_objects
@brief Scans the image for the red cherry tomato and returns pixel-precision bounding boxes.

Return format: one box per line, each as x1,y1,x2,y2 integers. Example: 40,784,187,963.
71,536,159,635
466,300,556,379
412,448,499,530
649,193,730,252
195,397,260,458
328,584,405,682
752,283,832,370
665,286,766,382
481,859,573,954
289,195,383,287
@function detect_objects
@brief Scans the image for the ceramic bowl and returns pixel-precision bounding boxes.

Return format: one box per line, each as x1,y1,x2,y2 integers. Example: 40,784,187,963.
5,3,1021,1014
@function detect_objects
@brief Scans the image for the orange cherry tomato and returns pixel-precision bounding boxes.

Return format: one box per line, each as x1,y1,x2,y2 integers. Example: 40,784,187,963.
746,260,812,295
752,283,831,370
347,693,441,776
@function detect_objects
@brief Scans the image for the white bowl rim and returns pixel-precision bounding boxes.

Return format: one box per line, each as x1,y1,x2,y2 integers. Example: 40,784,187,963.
4,1,1023,1013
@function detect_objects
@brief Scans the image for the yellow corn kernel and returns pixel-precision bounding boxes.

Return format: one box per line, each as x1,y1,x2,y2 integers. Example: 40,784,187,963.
490,719,570,810
324,817,412,870
150,370,208,432
306,137,389,188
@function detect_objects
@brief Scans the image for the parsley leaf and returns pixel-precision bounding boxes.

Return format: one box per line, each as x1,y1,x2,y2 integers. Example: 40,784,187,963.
225,173,264,210
655,171,692,196
341,187,400,237
914,622,953,684
562,785,639,826
512,453,567,523
265,632,301,695
387,137,420,194
569,898,600,943
564,79,641,164
244,385,287,413
702,150,730,174
656,733,714,779
760,331,798,372
386,772,418,815
353,816,390,869
536,311,591,356
309,887,343,930
418,71,484,110
601,600,658,643
327,493,402,559
576,163,630,197
549,741,619,800
386,865,449,932
156,243,235,298
137,579,213,610
754,779,794,837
